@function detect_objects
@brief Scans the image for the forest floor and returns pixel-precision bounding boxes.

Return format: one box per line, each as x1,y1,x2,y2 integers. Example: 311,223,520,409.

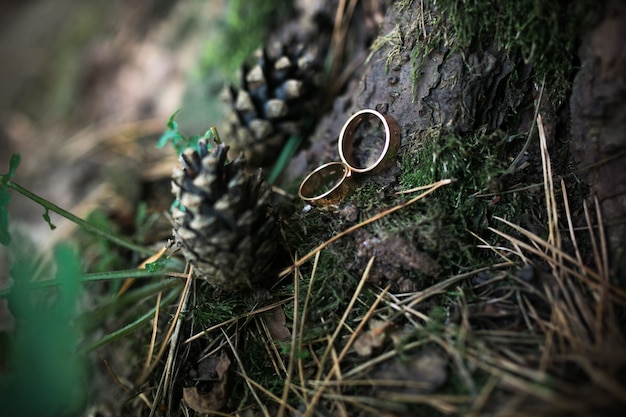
1,1,625,417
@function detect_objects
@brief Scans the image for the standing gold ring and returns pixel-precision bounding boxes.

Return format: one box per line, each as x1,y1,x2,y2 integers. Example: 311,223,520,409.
298,110,401,206
338,109,401,174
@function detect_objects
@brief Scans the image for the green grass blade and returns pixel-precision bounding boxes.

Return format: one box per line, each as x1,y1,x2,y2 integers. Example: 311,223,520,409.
268,135,303,184
78,278,183,331
7,181,152,255
1,244,87,416
81,287,181,353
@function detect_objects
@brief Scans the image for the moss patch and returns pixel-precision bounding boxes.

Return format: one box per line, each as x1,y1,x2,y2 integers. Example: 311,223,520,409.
377,0,601,104
397,127,542,271
282,123,546,283
444,0,600,99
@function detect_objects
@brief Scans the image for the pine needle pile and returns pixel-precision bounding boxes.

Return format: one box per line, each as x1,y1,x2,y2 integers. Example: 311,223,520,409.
135,115,625,416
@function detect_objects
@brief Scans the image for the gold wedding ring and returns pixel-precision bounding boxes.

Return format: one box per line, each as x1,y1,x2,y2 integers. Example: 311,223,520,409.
298,162,356,205
339,109,401,174
298,110,401,206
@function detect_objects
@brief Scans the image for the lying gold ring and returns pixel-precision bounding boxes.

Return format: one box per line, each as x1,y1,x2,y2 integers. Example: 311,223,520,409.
298,162,356,205
338,109,401,174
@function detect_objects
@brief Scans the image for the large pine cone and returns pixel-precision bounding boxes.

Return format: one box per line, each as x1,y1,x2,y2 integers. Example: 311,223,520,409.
221,40,325,168
171,141,280,290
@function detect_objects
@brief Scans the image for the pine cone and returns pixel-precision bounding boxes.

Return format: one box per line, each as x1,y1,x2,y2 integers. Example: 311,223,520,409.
171,141,280,290
221,40,325,168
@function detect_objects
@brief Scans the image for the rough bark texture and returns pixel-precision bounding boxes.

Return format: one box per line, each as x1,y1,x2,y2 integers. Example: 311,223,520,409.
570,0,626,280
287,1,535,282
289,1,532,178
289,0,625,283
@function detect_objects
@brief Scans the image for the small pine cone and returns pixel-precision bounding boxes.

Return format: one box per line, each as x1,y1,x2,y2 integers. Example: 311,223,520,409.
221,41,324,168
171,141,280,290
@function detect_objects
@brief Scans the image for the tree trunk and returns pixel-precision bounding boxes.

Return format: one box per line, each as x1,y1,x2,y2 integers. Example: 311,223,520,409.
291,0,625,279
570,0,626,280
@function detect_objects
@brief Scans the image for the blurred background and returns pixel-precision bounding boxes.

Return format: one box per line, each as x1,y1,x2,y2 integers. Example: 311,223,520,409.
0,0,299,353
0,0,303,252
0,1,297,412
0,0,227,249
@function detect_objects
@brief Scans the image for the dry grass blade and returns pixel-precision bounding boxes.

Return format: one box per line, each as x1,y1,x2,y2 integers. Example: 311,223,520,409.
104,359,153,409
538,114,563,274
488,219,626,303
342,340,428,379
338,285,391,361
305,390,467,415
471,229,520,265
373,392,468,413
147,271,193,417
467,113,626,414
276,256,302,417
505,78,545,175
419,0,427,38
143,290,162,380
561,178,584,269
241,376,300,415
255,318,286,377
592,196,611,345
594,195,610,280
316,257,375,380
327,0,360,97
297,251,321,404
279,178,453,278
118,246,169,297
301,256,376,417
183,297,293,344
136,249,174,380
467,375,499,417
220,329,270,417
583,199,604,281
138,268,193,386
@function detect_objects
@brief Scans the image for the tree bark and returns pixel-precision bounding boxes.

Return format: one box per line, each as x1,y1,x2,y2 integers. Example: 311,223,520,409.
289,0,625,280
570,0,626,280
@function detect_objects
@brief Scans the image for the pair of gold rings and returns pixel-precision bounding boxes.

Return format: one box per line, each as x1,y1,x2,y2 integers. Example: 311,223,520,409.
298,109,401,206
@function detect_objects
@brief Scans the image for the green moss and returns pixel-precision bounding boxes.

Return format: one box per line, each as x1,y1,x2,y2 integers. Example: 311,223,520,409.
188,287,289,407
379,0,600,103
190,284,248,330
284,127,542,277
397,127,541,271
432,0,600,102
